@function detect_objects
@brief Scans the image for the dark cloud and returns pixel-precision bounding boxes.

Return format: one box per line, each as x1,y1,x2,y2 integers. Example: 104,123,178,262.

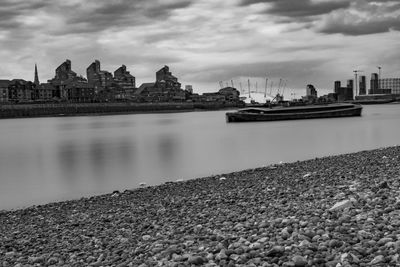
0,0,51,29
240,0,350,17
0,0,194,35
240,0,400,36
61,0,193,34
319,17,400,35
318,0,400,35
184,59,326,85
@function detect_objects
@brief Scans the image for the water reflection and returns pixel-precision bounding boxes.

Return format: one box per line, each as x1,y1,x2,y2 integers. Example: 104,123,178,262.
158,135,177,162
89,140,107,180
57,116,136,131
1,104,400,210
58,142,79,182
156,118,177,125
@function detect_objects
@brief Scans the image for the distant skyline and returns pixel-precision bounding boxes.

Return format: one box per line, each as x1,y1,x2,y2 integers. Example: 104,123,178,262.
0,0,399,94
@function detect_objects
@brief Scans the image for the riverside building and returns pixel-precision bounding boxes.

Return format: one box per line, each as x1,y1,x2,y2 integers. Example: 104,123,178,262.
8,79,34,102
87,60,113,88
379,78,400,95
155,65,181,90
334,80,353,101
0,80,10,102
369,73,391,95
359,75,366,95
48,59,87,99
113,65,136,99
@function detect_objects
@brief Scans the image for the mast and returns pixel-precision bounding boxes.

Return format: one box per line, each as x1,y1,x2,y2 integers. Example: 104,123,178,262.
282,80,287,97
277,78,282,94
269,81,273,95
264,78,268,98
248,79,251,98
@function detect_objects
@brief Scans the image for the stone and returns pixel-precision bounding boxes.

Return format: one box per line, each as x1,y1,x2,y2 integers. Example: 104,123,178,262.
28,256,44,264
188,256,206,265
378,181,389,189
282,262,296,267
5,252,15,258
266,246,285,257
249,242,261,250
369,255,384,265
216,250,228,261
299,240,311,248
292,255,307,267
258,237,268,243
328,239,342,248
377,237,393,246
47,257,59,265
142,235,151,241
329,200,352,211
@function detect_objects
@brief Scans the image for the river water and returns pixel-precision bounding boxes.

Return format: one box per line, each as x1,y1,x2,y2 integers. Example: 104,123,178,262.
1,104,399,210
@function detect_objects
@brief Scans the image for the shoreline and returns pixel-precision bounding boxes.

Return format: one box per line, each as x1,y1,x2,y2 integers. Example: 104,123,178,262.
0,102,243,120
1,146,400,266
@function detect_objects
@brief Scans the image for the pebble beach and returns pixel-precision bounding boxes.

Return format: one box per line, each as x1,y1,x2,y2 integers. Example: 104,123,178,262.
1,146,400,266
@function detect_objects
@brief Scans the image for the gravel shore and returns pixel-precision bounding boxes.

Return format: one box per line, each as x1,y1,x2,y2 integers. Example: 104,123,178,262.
1,146,400,266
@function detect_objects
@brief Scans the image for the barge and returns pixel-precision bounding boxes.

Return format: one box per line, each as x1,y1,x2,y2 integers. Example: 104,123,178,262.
226,103,363,122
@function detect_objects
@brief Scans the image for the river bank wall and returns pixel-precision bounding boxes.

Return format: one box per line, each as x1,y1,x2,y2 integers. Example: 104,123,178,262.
0,102,242,119
1,146,400,266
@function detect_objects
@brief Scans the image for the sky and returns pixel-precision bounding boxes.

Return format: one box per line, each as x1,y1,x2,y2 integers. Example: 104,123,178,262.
0,0,399,96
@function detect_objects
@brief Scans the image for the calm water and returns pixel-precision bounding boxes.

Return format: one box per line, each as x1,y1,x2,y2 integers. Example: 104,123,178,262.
1,104,399,210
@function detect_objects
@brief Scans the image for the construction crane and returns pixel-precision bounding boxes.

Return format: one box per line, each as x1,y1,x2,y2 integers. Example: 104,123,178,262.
353,70,364,97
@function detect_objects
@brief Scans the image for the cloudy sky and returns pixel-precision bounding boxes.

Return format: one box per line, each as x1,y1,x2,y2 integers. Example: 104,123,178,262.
0,0,399,95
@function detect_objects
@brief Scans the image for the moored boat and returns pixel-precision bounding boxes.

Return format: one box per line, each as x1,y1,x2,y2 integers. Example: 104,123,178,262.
226,103,363,122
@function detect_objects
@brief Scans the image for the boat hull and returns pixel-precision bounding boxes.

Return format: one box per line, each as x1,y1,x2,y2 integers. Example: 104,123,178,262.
226,104,363,122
